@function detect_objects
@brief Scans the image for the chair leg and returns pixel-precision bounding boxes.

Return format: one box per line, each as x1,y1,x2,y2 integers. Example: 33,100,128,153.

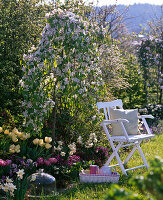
104,142,122,167
114,150,127,175
124,145,138,165
104,152,115,167
104,142,127,175
137,143,149,169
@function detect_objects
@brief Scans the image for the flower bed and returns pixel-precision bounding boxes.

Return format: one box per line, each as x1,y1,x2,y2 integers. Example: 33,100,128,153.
0,124,110,197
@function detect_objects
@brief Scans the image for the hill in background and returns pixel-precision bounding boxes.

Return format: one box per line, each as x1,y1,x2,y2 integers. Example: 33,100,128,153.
116,3,162,33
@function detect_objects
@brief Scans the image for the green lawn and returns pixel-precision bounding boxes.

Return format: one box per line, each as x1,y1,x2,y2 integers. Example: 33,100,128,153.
39,133,163,200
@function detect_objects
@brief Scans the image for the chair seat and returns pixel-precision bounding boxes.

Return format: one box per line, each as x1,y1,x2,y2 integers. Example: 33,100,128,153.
111,134,155,142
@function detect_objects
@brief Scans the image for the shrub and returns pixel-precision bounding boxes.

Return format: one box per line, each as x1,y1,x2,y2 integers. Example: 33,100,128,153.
0,109,16,130
105,184,141,200
76,145,110,167
138,104,163,125
106,156,163,200
131,156,163,200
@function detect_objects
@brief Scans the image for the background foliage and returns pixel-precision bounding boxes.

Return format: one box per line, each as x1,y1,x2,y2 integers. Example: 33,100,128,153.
0,0,52,115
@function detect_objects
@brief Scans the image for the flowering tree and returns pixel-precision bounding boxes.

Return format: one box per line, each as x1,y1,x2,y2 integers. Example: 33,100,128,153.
21,8,106,148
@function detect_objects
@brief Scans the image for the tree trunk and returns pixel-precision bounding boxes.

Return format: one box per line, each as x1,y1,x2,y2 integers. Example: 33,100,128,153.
156,63,160,104
144,79,148,105
51,87,57,153
159,53,163,104
159,88,162,104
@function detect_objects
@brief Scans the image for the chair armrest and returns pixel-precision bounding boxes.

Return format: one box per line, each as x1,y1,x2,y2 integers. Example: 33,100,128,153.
101,119,129,125
138,115,154,119
101,119,130,141
138,115,154,135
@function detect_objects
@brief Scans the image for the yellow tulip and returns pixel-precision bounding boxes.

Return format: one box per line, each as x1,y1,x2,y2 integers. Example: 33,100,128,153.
9,149,15,154
39,139,44,146
45,143,52,149
15,149,20,153
4,130,9,135
9,144,15,149
33,138,39,145
8,132,12,137
15,144,20,150
9,144,16,153
17,132,23,138
26,133,30,139
0,127,3,133
9,132,16,138
45,137,52,143
12,128,19,135
21,134,27,140
12,136,18,143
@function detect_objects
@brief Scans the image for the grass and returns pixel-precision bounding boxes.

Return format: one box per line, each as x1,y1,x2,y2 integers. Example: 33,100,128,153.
33,133,163,200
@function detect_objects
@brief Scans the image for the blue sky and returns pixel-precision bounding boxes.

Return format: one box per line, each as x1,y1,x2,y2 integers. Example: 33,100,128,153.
89,0,163,5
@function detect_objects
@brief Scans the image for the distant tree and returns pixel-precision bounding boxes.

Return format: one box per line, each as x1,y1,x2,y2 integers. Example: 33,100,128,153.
98,42,129,100
148,7,163,104
90,3,129,39
148,5,163,40
118,54,144,108
138,38,163,105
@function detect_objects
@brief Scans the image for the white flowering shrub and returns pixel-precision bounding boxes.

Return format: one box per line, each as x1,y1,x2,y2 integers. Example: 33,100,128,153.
21,8,106,140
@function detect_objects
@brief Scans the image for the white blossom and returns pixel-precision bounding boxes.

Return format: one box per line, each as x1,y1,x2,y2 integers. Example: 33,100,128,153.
61,151,66,156
16,169,25,179
77,136,83,144
58,141,63,146
31,175,36,182
92,115,96,121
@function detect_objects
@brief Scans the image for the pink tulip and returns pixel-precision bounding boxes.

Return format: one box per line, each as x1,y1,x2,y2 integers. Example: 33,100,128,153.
48,157,57,164
37,158,44,165
0,159,3,166
0,159,6,166
44,159,51,166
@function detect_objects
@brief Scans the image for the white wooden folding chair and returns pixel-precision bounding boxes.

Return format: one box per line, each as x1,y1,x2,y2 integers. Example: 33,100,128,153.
96,99,155,175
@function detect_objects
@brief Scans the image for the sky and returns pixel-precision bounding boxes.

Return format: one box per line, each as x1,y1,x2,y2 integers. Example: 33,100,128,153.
89,0,163,5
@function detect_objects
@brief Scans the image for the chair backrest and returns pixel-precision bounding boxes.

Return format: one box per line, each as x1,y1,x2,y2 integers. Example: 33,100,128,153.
96,99,123,120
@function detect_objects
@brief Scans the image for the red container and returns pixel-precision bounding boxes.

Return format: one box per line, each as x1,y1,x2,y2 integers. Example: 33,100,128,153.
90,165,99,174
